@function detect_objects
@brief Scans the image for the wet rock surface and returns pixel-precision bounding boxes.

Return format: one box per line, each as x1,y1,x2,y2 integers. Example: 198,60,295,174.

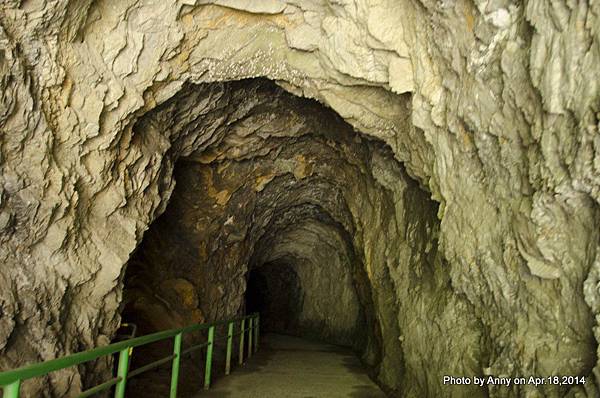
0,1,599,397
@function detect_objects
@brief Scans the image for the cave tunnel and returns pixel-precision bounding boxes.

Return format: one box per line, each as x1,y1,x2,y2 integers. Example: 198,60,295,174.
30,76,593,398
1,53,597,398
111,78,437,396
1,69,596,398
2,41,598,398
3,2,600,398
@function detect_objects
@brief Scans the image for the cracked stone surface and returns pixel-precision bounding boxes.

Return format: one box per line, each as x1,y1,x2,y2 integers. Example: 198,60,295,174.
1,1,599,397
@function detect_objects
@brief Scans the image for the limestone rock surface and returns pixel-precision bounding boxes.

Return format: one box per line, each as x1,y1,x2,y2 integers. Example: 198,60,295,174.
0,1,599,397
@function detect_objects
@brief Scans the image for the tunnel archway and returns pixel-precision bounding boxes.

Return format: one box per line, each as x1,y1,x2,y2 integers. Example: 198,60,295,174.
110,78,455,396
118,78,393,342
4,2,600,397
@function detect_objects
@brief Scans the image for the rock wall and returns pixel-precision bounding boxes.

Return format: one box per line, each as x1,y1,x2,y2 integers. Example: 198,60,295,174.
0,1,599,397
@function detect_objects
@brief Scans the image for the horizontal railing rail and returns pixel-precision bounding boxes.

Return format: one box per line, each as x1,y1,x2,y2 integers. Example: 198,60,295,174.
0,312,260,398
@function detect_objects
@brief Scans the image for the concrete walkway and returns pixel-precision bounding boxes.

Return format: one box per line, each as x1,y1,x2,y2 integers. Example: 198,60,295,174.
196,334,387,398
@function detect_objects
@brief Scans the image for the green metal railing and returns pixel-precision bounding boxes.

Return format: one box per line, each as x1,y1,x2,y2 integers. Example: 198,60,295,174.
0,313,260,398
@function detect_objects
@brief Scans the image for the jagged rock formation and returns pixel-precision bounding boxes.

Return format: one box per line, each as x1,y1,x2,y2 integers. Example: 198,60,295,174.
0,1,599,397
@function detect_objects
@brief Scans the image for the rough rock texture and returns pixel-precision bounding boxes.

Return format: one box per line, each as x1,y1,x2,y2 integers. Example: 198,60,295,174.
1,1,599,397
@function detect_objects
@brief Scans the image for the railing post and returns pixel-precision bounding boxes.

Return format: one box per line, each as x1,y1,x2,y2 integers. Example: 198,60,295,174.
3,379,21,398
254,314,259,352
238,319,245,365
203,325,215,390
247,317,253,358
114,347,131,398
169,332,183,398
225,321,234,375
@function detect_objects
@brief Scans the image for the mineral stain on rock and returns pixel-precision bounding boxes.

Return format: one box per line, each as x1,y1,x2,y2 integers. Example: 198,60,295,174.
1,1,599,397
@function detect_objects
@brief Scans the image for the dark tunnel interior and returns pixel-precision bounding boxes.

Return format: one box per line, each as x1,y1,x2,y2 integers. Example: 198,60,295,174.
244,263,304,334
110,78,442,397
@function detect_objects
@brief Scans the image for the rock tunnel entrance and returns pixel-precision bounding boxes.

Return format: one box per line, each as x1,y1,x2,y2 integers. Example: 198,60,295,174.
111,78,447,396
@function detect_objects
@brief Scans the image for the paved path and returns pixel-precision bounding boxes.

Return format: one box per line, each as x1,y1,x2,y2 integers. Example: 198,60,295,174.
195,334,387,398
